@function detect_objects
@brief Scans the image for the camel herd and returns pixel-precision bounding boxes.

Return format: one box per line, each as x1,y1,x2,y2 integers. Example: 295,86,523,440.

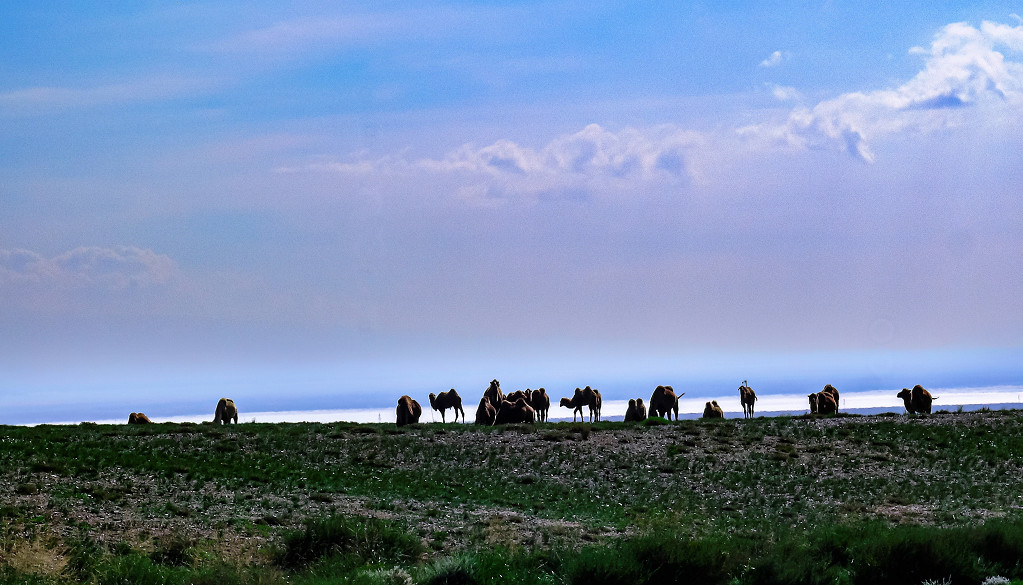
122,383,937,427
396,381,939,426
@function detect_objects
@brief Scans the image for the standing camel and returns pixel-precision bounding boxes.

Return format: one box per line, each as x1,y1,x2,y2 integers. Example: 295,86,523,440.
429,389,465,423
529,388,551,422
649,385,683,420
396,395,422,426
213,398,238,424
739,381,757,419
560,386,602,422
897,385,934,414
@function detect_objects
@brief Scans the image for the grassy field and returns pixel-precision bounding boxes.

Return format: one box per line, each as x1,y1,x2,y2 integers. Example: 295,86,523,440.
2,409,1023,584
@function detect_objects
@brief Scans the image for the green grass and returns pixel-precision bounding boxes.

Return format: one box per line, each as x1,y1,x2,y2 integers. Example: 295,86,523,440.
3,411,1023,583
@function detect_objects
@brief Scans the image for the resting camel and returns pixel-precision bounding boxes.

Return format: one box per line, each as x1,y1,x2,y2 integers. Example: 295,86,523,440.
649,385,683,420
702,401,724,419
128,412,152,424
625,398,648,422
213,398,238,424
475,397,497,425
739,382,757,419
484,379,505,408
529,388,550,422
396,395,423,427
505,390,528,404
897,385,934,414
635,398,647,421
429,389,465,423
494,398,535,424
821,384,840,414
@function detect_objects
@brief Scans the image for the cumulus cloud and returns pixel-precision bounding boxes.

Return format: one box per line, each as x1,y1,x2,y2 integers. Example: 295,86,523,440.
0,246,177,290
744,20,1023,162
421,124,698,178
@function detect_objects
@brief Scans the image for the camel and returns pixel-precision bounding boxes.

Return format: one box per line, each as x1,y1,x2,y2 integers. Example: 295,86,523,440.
815,391,838,415
475,397,497,425
396,395,423,427
568,386,597,423
561,386,601,422
484,379,504,408
649,385,683,420
808,392,819,414
529,388,550,422
494,398,535,424
429,389,465,423
821,384,840,414
739,382,757,419
128,412,151,424
505,390,528,404
625,398,649,422
559,397,574,418
898,385,934,414
635,398,647,421
624,399,641,422
702,401,723,419
213,398,238,424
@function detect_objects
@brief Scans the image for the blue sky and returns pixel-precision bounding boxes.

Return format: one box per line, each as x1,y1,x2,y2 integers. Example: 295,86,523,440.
2,3,1022,423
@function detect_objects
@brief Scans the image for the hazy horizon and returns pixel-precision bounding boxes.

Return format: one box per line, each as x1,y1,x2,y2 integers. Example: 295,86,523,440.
2,4,1021,425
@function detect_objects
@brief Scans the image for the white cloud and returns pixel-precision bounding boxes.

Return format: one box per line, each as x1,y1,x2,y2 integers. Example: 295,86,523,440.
760,50,786,67
744,20,1023,162
0,247,178,290
301,123,703,203
768,83,802,102
0,76,214,115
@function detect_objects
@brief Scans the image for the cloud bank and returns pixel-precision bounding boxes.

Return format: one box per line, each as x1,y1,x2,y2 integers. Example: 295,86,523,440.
282,123,703,204
0,247,177,291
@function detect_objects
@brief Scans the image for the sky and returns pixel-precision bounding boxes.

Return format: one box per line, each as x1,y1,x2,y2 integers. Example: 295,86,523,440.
2,3,1022,424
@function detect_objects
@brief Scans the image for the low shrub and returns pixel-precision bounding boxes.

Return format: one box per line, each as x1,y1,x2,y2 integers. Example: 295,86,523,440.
564,529,736,585
277,515,425,569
